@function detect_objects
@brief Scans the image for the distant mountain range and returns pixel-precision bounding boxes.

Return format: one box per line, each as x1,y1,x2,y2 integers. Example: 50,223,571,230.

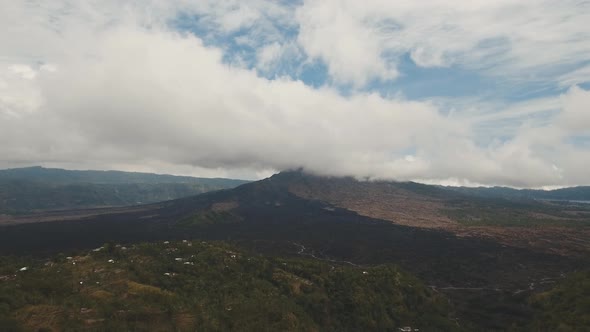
0,166,249,214
442,184,590,202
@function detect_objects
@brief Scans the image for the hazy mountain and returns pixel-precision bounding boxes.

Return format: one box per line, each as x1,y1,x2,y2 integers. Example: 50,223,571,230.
443,185,590,202
0,166,249,214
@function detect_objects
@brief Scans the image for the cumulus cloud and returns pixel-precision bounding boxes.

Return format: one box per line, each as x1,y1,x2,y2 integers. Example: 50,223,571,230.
2,26,458,177
0,0,589,187
557,86,590,135
255,41,303,77
296,1,399,86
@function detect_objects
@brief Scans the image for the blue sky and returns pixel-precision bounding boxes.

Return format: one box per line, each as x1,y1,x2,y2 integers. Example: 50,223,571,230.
0,1,589,187
171,5,586,103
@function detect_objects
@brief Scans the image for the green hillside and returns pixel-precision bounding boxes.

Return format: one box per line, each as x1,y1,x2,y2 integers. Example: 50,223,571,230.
0,241,458,332
529,270,590,331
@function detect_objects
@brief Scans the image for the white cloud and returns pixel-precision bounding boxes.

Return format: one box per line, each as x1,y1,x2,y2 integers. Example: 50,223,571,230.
295,0,590,86
8,65,37,80
558,65,590,87
255,41,304,77
176,0,297,47
257,42,283,71
557,86,590,135
0,0,589,187
296,1,398,86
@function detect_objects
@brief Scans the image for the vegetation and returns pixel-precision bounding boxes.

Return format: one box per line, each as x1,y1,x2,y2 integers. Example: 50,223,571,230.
0,241,459,331
528,270,590,331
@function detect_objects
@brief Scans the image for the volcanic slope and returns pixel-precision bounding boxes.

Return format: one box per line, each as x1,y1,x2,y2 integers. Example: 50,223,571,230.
272,172,590,256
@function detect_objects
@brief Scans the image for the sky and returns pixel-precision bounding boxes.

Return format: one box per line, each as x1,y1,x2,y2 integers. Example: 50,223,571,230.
0,0,589,188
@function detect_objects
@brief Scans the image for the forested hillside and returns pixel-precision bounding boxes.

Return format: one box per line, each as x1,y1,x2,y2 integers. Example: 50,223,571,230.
0,241,458,331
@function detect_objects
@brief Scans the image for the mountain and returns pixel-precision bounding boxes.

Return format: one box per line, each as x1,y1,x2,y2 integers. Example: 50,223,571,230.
444,185,590,202
270,171,590,227
0,170,588,330
250,172,590,256
0,166,249,215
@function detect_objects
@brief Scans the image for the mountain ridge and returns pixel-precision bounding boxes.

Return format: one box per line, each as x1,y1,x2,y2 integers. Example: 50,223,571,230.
0,166,249,215
0,166,248,184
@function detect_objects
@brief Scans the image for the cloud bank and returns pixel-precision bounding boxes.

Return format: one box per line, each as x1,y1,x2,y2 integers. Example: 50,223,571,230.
1,1,589,187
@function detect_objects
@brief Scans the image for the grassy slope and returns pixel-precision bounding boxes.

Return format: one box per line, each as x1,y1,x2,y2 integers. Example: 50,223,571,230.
0,241,458,332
